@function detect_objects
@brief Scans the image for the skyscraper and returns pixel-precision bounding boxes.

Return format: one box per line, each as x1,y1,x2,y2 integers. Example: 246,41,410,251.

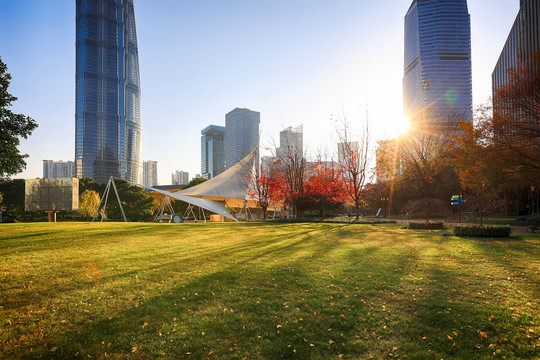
225,108,260,169
75,0,143,184
201,125,226,179
142,160,158,187
492,0,539,123
276,125,303,160
403,0,473,131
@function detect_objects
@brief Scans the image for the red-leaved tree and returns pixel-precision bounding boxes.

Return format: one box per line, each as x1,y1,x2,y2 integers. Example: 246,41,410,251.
304,163,347,217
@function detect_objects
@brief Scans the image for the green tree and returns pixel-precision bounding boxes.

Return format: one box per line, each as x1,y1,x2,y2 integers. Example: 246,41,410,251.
103,179,158,221
0,56,38,179
79,190,100,220
0,179,25,222
79,177,101,195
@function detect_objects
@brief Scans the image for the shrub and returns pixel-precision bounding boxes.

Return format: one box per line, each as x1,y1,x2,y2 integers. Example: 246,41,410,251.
408,222,444,230
453,225,511,238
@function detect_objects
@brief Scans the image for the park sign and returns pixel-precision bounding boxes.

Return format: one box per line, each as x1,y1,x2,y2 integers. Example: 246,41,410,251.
451,195,465,206
25,178,79,212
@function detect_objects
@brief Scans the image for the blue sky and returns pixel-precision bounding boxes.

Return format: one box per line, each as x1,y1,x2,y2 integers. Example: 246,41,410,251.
0,0,519,184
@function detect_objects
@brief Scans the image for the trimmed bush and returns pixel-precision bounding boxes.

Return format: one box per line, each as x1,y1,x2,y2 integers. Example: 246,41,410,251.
453,225,512,238
408,222,444,230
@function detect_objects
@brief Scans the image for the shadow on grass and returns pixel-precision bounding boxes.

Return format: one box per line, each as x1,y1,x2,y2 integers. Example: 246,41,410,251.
2,224,539,359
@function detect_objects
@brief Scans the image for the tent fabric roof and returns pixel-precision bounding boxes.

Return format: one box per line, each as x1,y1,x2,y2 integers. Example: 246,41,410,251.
179,148,256,200
139,185,238,222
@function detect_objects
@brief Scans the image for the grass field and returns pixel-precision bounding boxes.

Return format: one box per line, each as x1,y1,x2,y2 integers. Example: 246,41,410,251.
0,222,539,359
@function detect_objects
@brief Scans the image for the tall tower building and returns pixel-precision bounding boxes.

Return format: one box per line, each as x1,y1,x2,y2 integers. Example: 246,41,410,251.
201,125,226,179
492,0,539,124
403,0,473,131
142,161,158,187
225,108,260,169
276,125,303,160
75,0,143,184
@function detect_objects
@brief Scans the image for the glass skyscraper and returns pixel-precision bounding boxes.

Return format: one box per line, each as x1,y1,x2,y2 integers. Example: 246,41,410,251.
492,0,539,118
75,0,143,184
403,0,473,131
225,108,260,169
201,125,226,179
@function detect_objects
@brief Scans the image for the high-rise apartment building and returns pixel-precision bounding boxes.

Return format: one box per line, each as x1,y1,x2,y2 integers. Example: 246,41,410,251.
492,0,539,123
225,108,260,169
143,161,158,187
201,125,226,179
172,171,189,186
276,125,303,160
43,160,75,179
75,0,143,184
403,0,473,131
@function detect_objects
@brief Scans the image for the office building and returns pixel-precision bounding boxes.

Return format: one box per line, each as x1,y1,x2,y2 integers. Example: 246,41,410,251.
201,125,226,179
225,108,260,169
492,0,539,126
172,171,189,186
276,125,303,160
403,0,473,131
43,160,75,179
75,0,143,184
143,161,158,187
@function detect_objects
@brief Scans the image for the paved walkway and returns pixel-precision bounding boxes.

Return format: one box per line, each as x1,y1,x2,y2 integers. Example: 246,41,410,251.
393,219,531,232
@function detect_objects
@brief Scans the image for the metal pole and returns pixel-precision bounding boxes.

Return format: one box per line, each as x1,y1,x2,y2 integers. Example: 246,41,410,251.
110,177,128,222
100,178,112,222
93,178,110,222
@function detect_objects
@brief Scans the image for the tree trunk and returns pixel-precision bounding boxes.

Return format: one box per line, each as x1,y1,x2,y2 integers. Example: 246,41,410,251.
262,206,268,220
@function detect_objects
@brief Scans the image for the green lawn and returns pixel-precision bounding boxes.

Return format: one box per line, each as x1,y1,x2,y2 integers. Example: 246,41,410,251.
0,222,539,359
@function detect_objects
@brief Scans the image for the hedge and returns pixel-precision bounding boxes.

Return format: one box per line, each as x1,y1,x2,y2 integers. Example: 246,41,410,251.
408,222,444,230
453,225,512,238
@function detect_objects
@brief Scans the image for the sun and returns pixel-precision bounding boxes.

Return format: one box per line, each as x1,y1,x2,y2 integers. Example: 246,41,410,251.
385,114,410,138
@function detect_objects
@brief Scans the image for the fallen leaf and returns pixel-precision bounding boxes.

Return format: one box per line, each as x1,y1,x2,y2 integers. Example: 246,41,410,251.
480,331,488,339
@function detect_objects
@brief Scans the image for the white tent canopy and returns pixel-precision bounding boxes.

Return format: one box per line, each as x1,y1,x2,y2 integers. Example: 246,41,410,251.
179,148,257,200
139,185,238,222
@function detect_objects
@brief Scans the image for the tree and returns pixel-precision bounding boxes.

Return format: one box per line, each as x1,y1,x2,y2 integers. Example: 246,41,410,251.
273,151,307,219
304,163,347,217
0,56,38,179
100,179,158,221
0,179,24,222
491,53,540,177
450,104,533,217
337,118,373,220
78,190,100,220
249,166,273,219
398,128,454,200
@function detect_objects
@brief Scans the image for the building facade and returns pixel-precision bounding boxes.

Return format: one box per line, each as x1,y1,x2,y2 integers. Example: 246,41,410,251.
75,0,143,184
403,0,473,131
143,161,158,187
276,125,303,160
492,0,539,124
172,171,189,186
225,108,260,169
43,160,75,179
201,125,226,179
